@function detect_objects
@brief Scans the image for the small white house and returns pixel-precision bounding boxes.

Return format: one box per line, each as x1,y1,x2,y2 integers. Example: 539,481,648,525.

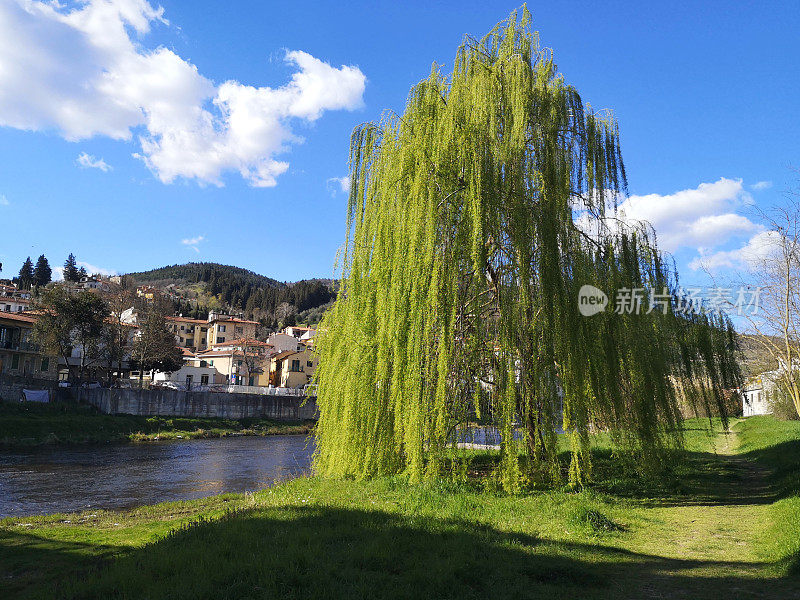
285,325,316,339
267,332,303,353
152,364,219,388
741,373,775,417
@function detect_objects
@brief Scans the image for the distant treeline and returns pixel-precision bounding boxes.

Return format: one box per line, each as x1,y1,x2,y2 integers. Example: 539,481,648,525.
128,262,335,323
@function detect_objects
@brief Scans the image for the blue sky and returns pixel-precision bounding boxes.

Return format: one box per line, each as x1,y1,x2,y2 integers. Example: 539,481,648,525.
0,0,798,284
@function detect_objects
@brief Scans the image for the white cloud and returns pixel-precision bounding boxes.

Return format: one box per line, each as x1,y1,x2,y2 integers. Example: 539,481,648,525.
77,152,112,172
326,175,351,195
53,260,117,281
689,230,781,272
182,235,205,253
0,195,8,206
575,178,772,274
0,1,366,187
79,261,117,276
612,178,758,253
752,181,772,191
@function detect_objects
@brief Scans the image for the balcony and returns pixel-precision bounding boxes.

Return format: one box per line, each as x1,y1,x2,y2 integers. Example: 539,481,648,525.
1,340,40,352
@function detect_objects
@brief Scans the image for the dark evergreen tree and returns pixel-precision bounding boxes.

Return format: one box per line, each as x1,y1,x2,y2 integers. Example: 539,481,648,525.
17,257,34,289
78,266,88,279
63,253,80,282
33,255,52,287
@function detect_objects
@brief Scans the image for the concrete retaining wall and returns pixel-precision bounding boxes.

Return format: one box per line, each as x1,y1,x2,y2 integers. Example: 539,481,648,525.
77,387,317,421
0,374,60,403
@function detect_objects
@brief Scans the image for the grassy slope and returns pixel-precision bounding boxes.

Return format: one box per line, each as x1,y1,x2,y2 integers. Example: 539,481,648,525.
0,401,313,446
2,417,800,599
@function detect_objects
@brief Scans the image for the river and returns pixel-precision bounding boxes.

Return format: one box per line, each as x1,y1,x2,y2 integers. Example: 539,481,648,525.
0,435,314,518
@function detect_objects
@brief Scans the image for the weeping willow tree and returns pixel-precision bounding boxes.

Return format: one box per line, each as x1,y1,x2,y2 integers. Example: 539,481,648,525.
313,8,740,491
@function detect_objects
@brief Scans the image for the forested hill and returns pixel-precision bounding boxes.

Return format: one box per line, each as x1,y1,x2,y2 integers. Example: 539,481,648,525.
127,262,335,326
128,263,281,289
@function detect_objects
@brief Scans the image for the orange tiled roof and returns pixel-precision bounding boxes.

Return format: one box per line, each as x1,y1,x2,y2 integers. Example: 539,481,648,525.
165,316,208,324
211,317,259,326
213,338,271,348
0,311,37,324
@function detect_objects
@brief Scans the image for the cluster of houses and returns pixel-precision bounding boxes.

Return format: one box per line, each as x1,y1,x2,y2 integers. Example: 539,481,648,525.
124,308,318,390
0,280,318,393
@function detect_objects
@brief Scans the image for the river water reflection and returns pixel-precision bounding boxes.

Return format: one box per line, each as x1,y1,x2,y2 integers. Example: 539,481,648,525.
0,435,314,518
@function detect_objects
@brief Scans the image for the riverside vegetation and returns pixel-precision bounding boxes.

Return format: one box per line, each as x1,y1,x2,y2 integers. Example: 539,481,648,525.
1,416,799,599
0,401,312,447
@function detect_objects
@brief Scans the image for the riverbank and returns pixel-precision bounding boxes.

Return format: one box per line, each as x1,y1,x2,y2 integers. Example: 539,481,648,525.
2,416,799,599
0,401,314,447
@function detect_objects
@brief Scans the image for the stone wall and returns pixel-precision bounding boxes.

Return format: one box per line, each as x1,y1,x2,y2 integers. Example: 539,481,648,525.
77,387,317,421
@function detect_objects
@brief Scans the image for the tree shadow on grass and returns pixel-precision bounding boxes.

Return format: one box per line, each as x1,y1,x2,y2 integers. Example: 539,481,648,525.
0,527,120,599
6,505,797,600
588,447,782,508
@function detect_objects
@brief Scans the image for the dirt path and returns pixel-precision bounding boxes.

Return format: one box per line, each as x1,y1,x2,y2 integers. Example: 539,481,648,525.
616,425,799,599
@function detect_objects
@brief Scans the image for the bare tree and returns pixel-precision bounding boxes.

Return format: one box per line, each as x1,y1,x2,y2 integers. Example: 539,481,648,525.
737,186,800,418
102,287,136,386
131,309,183,387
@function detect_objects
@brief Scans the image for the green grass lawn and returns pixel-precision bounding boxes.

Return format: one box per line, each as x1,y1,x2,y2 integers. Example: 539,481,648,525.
2,417,800,599
0,400,313,446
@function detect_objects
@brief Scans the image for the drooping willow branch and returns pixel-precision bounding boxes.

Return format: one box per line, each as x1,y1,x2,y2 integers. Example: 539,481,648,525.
312,7,740,490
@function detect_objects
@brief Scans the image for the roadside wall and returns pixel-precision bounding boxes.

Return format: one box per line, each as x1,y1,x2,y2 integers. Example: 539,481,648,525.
77,387,317,421
0,374,60,403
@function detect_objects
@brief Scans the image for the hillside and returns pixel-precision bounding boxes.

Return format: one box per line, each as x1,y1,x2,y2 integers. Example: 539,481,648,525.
127,262,335,326
128,263,283,289
738,334,782,378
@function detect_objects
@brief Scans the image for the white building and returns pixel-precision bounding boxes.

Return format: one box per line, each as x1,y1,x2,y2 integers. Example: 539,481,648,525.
152,364,219,388
1,296,30,313
741,372,776,417
267,332,304,353
285,325,316,339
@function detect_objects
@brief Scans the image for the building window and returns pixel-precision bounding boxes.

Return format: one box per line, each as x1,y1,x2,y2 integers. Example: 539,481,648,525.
200,361,207,367
235,326,243,334
290,359,301,372
307,360,313,367
201,374,209,385
11,354,19,369
218,337,225,343
41,357,49,371
208,360,214,366
219,325,226,332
